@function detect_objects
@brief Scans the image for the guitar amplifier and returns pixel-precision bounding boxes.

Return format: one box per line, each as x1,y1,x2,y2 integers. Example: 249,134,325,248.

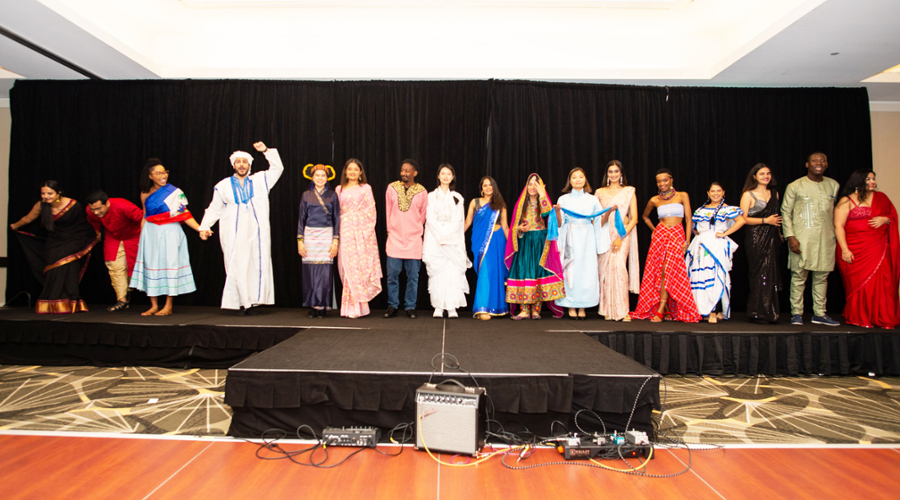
415,383,486,456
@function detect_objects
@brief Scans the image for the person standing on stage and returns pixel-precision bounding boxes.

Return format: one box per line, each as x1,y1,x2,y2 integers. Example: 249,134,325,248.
298,164,340,317
130,159,202,316
85,190,144,311
464,175,509,320
335,159,383,319
422,163,471,318
554,168,604,319
198,141,283,315
739,163,783,324
384,159,428,319
596,160,640,322
833,170,900,329
782,152,840,326
685,182,746,323
505,174,566,320
631,169,701,323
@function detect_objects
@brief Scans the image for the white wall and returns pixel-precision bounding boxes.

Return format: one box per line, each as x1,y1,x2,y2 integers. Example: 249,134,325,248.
872,109,900,203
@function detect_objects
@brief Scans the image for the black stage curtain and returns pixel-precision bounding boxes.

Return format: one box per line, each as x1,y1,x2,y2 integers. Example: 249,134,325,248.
6,80,872,314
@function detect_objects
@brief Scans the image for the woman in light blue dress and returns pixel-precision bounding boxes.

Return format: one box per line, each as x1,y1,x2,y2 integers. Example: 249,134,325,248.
554,168,608,319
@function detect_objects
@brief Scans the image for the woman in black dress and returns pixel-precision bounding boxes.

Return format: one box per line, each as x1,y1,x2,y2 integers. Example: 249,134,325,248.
738,164,783,323
10,180,99,313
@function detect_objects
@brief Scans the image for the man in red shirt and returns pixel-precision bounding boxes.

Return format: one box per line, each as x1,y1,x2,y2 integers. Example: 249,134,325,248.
86,191,144,311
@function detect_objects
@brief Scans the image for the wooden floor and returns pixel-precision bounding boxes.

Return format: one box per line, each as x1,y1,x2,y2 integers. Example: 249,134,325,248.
1,434,898,500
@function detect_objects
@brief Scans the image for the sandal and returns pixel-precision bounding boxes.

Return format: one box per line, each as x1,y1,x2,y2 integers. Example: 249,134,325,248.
107,301,129,312
651,311,664,323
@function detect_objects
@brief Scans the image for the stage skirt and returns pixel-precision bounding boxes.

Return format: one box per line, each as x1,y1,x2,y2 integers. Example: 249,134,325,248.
130,222,196,297
302,226,334,309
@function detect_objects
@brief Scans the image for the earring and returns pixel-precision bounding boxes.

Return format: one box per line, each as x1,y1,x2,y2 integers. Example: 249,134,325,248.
607,178,610,186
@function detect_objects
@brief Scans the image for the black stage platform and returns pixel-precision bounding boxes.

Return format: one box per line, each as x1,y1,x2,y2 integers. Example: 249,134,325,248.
224,323,661,440
1,305,898,375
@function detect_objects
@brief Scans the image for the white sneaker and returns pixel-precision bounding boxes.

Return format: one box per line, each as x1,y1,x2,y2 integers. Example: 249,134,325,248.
433,308,444,318
447,309,458,318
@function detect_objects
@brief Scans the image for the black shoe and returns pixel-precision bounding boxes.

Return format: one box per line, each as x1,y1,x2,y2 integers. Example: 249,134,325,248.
236,307,248,316
317,309,327,318
406,309,418,319
107,301,129,312
307,309,317,318
384,307,398,318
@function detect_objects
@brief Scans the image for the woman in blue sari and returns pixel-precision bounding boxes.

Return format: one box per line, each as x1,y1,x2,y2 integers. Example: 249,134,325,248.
130,159,203,316
464,176,509,320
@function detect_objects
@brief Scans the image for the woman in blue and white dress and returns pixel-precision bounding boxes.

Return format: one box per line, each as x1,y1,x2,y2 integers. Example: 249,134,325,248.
554,168,609,320
685,182,746,323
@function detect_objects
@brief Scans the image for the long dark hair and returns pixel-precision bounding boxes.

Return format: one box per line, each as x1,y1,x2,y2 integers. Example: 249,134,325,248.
479,176,506,211
601,160,629,187
562,167,592,194
40,180,63,231
140,158,164,194
340,158,368,189
742,163,778,193
436,163,457,191
839,169,875,204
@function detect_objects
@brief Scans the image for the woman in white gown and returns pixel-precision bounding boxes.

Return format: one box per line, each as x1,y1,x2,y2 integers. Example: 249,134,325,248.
685,182,746,323
422,163,472,318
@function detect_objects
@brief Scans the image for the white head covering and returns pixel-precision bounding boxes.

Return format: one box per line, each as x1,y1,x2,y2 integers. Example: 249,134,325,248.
230,151,254,166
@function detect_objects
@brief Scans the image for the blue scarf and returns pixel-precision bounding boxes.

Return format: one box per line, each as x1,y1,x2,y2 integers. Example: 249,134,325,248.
547,205,626,241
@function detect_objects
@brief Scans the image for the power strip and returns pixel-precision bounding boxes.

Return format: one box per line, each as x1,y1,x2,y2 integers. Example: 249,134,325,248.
557,434,653,460
322,426,381,448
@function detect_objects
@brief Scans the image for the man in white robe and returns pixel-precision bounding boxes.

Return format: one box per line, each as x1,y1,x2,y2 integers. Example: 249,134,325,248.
199,141,284,313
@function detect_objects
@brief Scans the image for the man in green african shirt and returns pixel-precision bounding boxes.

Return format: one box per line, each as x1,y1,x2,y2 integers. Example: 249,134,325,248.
781,152,840,326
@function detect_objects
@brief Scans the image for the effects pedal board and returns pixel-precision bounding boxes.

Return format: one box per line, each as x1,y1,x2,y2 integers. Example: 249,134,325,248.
557,432,653,460
322,426,381,448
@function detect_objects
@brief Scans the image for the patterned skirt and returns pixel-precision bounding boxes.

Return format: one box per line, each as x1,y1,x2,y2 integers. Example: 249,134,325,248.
302,226,334,308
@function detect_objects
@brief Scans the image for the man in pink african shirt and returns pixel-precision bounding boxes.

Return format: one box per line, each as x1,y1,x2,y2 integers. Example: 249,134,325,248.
384,159,428,319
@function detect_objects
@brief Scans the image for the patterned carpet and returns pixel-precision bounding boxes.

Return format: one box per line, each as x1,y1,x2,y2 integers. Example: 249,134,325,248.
659,375,900,445
2,365,900,444
0,366,230,435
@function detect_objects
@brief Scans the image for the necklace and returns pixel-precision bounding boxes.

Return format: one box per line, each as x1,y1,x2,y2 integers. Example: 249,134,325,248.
658,189,676,201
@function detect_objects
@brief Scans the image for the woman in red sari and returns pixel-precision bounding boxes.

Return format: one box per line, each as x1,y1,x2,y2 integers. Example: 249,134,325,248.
834,169,900,328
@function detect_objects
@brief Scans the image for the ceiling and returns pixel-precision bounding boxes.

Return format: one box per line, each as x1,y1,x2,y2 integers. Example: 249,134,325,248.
1,0,899,104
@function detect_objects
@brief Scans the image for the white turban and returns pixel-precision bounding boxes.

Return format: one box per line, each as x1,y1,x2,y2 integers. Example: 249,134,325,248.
229,151,254,166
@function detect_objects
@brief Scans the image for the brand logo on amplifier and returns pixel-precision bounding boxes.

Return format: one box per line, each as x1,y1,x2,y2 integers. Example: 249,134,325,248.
568,448,592,457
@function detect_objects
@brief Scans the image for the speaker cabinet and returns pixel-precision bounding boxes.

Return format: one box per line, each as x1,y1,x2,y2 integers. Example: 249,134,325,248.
415,383,486,456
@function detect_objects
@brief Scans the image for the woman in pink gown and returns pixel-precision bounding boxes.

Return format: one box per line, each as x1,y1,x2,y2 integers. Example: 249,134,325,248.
336,159,383,318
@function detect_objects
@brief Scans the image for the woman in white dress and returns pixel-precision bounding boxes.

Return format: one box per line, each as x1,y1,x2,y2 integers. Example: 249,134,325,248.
554,168,607,319
685,182,746,323
422,163,472,318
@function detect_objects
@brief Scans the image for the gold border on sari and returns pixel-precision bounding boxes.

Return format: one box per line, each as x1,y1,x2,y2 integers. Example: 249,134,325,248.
44,232,100,273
